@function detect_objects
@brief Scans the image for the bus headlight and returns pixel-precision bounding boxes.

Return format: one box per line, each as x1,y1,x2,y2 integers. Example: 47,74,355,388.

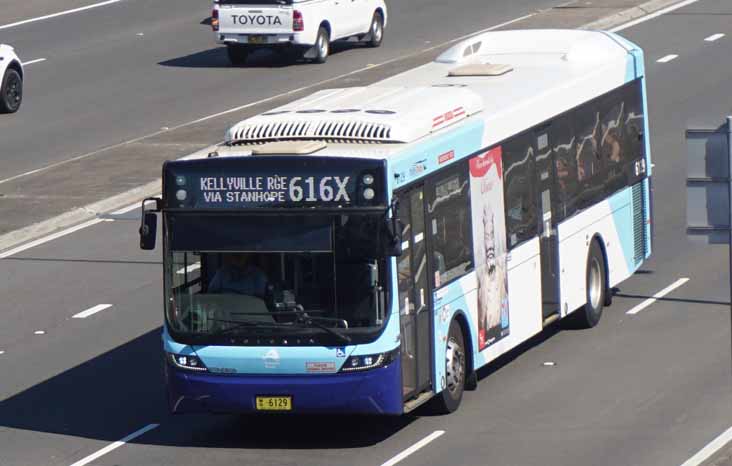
340,348,398,372
362,174,374,185
362,188,375,201
167,352,208,372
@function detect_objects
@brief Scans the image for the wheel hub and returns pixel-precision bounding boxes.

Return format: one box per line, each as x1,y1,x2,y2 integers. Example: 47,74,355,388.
445,337,464,395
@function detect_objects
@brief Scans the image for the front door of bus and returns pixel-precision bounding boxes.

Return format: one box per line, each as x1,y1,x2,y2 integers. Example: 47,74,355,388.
535,128,561,319
396,187,432,399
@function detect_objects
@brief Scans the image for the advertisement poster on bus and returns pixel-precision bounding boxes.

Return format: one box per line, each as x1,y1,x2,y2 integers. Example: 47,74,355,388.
469,147,510,350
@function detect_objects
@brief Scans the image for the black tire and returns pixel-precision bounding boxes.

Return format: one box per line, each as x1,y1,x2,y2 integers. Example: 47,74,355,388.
365,11,384,48
0,68,22,114
567,240,605,329
313,26,330,64
427,320,466,414
227,45,250,66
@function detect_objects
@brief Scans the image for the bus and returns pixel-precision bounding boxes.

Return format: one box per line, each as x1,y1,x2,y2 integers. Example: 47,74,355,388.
139,29,652,415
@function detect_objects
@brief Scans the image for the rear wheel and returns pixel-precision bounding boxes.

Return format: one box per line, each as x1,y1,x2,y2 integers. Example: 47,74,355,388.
0,68,22,114
427,320,466,414
365,11,384,48
312,26,330,64
226,45,250,66
567,240,605,329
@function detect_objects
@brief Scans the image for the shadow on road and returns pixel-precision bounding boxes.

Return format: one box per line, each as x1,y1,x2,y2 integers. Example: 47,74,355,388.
0,327,414,449
158,41,365,69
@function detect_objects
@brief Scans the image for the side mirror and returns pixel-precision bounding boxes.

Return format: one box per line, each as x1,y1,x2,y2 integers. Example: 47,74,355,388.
139,197,161,250
383,216,403,257
139,212,158,250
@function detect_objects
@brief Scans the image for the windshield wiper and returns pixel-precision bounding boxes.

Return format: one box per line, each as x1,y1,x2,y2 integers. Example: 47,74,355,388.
294,315,351,343
223,309,352,343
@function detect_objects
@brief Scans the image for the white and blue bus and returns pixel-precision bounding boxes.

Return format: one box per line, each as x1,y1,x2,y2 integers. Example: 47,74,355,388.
140,29,652,415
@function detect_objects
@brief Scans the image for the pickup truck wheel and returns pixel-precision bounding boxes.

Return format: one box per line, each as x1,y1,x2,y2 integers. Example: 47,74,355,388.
313,27,330,64
365,11,384,48
0,68,22,114
226,45,250,66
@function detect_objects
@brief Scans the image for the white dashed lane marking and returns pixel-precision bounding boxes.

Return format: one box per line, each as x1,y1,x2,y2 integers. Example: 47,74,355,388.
380,431,446,466
72,304,113,319
657,54,679,63
704,33,725,42
626,278,690,315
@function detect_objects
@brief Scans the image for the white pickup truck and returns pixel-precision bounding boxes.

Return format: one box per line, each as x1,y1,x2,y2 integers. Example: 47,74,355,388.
211,0,387,65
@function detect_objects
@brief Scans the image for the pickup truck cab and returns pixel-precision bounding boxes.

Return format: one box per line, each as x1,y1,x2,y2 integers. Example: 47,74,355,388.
0,44,23,113
212,0,387,65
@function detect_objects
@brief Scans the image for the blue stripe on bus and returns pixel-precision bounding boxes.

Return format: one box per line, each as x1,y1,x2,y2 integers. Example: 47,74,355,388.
388,119,485,189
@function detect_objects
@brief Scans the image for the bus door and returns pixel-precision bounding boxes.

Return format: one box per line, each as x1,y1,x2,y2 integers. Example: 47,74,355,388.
396,186,433,399
535,128,561,319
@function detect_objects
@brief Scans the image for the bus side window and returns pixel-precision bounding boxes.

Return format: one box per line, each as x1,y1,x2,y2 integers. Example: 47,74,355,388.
428,166,473,287
503,132,538,249
550,115,578,221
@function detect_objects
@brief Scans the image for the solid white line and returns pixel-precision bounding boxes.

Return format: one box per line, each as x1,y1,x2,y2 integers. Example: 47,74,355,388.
610,0,702,32
679,426,732,466
0,0,124,31
21,58,46,66
72,304,113,319
68,423,159,466
0,218,104,259
657,54,679,63
626,278,690,315
111,202,142,215
704,33,725,42
380,431,445,466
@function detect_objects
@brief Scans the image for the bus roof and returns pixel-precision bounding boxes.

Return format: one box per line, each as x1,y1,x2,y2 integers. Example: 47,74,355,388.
222,29,642,161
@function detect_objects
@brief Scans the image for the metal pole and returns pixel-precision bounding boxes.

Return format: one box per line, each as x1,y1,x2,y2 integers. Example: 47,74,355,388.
727,116,732,374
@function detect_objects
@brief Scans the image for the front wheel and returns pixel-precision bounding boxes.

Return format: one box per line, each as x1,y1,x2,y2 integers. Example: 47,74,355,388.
365,11,384,48
226,45,250,66
0,68,23,114
427,320,466,414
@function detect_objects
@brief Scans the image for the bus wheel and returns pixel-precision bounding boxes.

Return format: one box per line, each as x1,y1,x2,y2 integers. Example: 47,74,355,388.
568,240,605,329
428,320,466,414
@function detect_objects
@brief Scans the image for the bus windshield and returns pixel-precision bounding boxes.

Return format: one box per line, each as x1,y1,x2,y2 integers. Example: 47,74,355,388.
164,213,390,345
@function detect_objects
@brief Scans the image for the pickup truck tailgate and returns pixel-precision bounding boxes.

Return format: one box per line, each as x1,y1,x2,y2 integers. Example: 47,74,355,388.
218,5,293,34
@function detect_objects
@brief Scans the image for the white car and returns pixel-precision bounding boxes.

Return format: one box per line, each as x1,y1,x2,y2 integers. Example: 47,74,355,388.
0,44,23,113
211,0,387,65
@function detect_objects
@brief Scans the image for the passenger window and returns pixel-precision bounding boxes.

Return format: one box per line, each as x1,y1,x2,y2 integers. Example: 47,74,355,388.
428,167,473,287
551,115,578,220
503,133,538,248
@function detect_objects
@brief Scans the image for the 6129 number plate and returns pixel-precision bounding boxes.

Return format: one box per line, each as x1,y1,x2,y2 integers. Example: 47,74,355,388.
255,396,292,411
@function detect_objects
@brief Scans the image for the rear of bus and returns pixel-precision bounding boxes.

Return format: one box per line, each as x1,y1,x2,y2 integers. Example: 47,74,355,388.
155,153,405,415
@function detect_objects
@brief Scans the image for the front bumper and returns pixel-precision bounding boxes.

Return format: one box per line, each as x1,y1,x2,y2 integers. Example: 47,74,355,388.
165,359,403,415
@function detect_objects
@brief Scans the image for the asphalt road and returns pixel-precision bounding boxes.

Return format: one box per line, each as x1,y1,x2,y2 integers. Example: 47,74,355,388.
0,0,561,180
1,0,732,465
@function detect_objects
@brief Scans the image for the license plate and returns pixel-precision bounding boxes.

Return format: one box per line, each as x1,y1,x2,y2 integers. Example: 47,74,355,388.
256,396,292,411
248,35,267,44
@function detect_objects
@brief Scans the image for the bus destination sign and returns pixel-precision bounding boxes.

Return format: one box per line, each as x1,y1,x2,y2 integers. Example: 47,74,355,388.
198,175,352,205
164,156,385,209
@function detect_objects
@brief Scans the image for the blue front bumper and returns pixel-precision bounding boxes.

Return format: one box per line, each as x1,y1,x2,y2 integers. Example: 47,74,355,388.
165,359,403,415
